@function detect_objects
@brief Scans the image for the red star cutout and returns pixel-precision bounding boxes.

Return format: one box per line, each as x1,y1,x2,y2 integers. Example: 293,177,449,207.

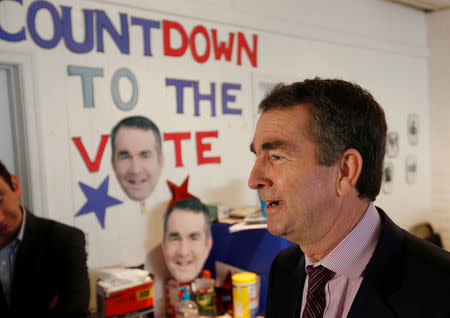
167,175,199,209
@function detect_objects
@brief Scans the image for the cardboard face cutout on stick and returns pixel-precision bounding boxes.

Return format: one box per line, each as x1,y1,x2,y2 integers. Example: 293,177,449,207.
111,116,164,201
162,199,212,283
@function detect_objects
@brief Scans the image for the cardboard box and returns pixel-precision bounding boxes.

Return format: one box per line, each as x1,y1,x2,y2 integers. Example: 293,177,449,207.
97,281,154,318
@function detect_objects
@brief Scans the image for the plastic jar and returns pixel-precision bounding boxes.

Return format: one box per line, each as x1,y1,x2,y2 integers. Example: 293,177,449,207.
232,272,259,318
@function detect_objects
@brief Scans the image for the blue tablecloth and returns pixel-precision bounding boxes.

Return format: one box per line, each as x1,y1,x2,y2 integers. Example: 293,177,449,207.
204,222,293,316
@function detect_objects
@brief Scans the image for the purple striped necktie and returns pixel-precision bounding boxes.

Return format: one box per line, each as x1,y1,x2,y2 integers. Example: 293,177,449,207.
302,265,335,318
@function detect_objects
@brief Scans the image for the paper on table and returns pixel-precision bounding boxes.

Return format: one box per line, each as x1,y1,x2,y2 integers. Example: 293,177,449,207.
228,222,267,233
97,268,152,295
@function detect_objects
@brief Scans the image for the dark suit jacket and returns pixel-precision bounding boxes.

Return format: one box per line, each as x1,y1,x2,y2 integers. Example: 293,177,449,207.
0,210,90,318
265,207,450,318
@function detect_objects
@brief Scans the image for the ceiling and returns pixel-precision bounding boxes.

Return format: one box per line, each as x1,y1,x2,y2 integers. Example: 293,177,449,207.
387,0,450,11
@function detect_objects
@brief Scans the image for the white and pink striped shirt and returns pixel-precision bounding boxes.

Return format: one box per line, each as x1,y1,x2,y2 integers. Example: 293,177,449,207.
300,202,381,318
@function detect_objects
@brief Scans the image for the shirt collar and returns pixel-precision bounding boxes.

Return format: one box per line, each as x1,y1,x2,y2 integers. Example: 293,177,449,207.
305,202,381,278
16,206,26,242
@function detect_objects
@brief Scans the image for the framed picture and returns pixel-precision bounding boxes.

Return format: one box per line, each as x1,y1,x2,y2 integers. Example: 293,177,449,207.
386,131,399,158
405,155,417,184
407,114,419,146
382,161,394,194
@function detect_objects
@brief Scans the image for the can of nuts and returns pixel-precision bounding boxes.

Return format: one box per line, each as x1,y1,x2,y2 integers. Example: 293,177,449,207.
232,272,259,318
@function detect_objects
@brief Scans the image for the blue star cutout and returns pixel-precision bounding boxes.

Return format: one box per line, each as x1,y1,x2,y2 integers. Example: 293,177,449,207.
75,176,122,229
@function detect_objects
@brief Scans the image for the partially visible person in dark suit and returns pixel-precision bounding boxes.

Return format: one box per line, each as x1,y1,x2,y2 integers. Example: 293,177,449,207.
0,160,90,317
248,78,450,318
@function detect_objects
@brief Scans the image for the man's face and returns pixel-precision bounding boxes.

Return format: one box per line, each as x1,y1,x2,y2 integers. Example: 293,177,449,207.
162,209,212,282
0,175,23,247
112,127,163,201
248,105,340,245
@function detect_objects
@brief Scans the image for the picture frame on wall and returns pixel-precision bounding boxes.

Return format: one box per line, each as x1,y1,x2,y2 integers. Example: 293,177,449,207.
405,154,417,185
407,114,419,146
386,131,399,158
382,161,394,194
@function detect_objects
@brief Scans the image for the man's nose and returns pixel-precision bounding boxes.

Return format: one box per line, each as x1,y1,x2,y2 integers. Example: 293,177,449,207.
248,160,272,190
178,240,189,256
130,158,142,173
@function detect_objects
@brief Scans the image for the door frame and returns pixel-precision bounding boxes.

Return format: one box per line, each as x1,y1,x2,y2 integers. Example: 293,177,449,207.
0,52,46,216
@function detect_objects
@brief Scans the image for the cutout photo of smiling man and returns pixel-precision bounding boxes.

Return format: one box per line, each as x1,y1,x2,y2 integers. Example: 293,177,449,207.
162,199,212,283
111,116,164,201
249,78,450,318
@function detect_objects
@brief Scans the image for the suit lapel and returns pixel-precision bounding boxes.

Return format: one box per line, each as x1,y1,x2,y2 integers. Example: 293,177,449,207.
10,211,45,308
347,283,397,318
294,256,307,318
284,247,306,318
0,284,8,315
348,208,403,318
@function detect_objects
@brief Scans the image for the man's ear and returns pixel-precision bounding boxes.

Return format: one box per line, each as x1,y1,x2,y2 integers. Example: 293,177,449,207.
11,175,23,199
337,148,362,197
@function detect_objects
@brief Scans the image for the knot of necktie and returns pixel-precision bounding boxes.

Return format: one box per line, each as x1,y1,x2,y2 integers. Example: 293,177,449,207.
302,265,334,318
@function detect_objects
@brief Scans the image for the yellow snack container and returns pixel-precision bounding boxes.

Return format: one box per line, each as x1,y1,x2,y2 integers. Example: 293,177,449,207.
232,272,259,318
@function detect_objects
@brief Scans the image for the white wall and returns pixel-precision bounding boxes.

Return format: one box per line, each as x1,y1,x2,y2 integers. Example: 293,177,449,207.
0,0,434,269
428,8,450,249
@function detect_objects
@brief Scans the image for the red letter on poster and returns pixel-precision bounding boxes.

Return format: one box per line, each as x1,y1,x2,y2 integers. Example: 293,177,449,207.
72,135,109,172
190,25,210,63
163,20,188,57
237,32,258,67
212,29,234,62
164,132,191,167
196,131,221,165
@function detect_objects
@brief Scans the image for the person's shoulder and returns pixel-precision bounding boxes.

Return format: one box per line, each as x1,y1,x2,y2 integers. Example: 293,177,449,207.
29,212,85,241
395,229,450,312
401,227,450,276
376,207,450,283
377,207,450,271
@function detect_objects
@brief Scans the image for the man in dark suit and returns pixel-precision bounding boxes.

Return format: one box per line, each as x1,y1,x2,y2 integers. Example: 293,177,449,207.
0,161,90,317
248,78,450,317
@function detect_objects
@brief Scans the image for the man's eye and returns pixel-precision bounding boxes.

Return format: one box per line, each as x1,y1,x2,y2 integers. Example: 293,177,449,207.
270,154,282,161
167,234,181,242
189,234,200,241
118,154,131,160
